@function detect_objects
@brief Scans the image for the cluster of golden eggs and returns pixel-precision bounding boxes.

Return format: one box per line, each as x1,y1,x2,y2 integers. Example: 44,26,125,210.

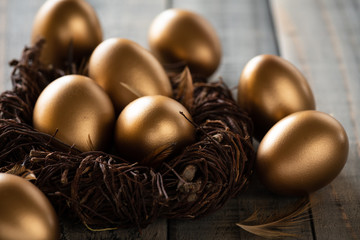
2,0,350,239
5,1,224,239
238,55,348,196
30,0,349,197
30,0,224,167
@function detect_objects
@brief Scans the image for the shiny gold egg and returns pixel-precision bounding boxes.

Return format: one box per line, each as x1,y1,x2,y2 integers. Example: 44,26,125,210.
115,95,195,167
0,173,59,240
31,0,102,66
88,38,173,113
256,110,348,196
238,54,315,140
33,74,115,152
148,8,222,77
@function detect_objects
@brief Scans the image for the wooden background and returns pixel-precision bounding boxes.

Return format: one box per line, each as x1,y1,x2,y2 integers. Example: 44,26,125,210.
1,0,359,239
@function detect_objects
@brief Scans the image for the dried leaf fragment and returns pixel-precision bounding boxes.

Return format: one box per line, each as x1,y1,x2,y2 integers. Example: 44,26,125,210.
175,66,194,110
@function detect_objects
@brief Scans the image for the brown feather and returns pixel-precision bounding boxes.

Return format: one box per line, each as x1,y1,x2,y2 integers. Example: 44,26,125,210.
237,198,312,238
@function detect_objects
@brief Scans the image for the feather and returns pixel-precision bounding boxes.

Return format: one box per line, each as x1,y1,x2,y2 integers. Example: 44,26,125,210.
237,198,312,238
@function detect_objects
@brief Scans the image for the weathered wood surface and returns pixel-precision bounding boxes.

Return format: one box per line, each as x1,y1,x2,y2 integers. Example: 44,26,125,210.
0,0,359,239
272,0,360,239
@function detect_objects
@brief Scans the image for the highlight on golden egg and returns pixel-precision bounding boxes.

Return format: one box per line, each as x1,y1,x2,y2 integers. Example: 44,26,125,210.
88,38,173,113
31,0,102,66
148,8,222,78
33,74,115,152
114,95,195,167
256,110,348,196
237,54,315,140
0,173,59,240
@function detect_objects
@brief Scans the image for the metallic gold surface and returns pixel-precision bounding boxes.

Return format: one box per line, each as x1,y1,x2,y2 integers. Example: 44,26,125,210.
148,8,222,78
88,38,173,113
238,54,315,140
31,0,102,66
256,110,348,196
115,95,195,167
33,75,115,152
0,173,59,240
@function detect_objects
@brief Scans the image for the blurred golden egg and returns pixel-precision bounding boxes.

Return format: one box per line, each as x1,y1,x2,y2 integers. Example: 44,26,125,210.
88,38,173,113
148,8,222,77
256,110,348,196
238,54,315,140
0,173,59,240
115,95,195,167
31,0,102,66
33,74,115,152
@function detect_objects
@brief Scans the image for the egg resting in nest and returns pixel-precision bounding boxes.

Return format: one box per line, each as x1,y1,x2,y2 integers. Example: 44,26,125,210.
0,40,255,229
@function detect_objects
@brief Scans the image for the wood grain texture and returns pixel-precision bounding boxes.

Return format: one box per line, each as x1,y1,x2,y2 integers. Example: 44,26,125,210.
0,0,7,91
271,0,360,239
3,0,45,90
88,0,167,47
60,218,167,240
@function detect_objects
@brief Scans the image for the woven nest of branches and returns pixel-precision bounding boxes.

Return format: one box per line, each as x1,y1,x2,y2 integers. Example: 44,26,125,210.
0,40,255,229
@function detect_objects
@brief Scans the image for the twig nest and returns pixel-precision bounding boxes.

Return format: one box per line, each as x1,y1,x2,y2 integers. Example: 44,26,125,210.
0,41,255,229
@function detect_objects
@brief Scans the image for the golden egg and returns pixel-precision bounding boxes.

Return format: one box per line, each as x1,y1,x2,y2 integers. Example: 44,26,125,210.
33,74,115,152
148,8,222,77
238,54,315,140
115,95,195,167
88,38,173,113
0,173,59,240
256,110,348,196
31,0,102,66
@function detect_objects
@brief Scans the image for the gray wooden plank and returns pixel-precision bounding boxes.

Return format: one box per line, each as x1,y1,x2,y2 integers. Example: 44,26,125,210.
60,218,167,240
168,199,241,240
168,1,313,239
3,0,44,90
0,0,7,91
271,0,360,239
90,0,167,48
